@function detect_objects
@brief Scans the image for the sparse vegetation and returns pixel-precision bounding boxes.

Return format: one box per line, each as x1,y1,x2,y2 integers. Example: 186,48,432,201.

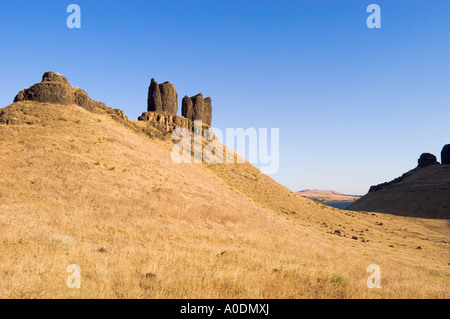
330,273,349,287
0,101,448,299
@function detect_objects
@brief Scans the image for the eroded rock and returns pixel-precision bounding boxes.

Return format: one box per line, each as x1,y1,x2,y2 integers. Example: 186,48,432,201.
147,78,163,112
441,144,450,165
417,153,438,168
159,81,178,115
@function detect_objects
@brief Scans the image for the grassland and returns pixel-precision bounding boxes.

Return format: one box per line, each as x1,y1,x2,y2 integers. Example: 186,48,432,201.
0,101,448,298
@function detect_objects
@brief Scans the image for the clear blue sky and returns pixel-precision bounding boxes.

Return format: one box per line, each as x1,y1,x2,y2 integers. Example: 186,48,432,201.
1,0,449,195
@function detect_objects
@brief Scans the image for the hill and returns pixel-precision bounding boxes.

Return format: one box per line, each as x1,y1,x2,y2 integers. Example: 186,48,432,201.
297,190,361,203
0,74,449,298
348,164,450,219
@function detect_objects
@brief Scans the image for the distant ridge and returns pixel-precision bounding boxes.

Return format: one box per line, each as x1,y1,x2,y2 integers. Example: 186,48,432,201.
348,150,450,219
297,189,361,203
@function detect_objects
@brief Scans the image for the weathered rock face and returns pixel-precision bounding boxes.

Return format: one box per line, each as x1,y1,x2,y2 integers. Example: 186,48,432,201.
42,71,70,85
147,79,178,115
159,81,178,115
11,71,127,120
191,93,204,122
147,78,212,128
15,72,90,109
138,111,189,132
181,93,212,126
203,97,212,126
441,144,450,165
147,78,163,112
15,81,71,105
417,153,438,168
181,96,193,120
14,72,72,105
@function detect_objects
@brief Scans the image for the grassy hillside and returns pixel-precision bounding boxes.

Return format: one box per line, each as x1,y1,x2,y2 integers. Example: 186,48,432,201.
0,101,449,298
348,165,450,219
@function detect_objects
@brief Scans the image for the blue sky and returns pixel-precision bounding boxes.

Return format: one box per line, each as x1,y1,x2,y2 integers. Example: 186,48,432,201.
1,0,449,195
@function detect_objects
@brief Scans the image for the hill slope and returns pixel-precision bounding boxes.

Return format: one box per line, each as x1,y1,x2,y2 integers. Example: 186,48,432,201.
348,165,450,219
297,190,360,203
0,101,449,298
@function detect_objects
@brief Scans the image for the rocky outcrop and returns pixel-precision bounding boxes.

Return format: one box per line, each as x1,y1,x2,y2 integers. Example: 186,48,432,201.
16,72,97,110
11,71,127,120
14,72,72,106
146,77,213,131
138,111,189,132
441,144,450,165
147,78,178,115
147,78,163,112
191,93,204,122
181,93,212,126
348,151,450,219
348,150,450,218
159,81,178,115
13,72,214,138
181,96,193,121
203,97,212,127
42,71,70,85
417,153,438,168
368,153,440,193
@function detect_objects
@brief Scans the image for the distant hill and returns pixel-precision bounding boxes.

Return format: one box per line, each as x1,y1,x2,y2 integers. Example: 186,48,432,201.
348,164,450,219
297,189,361,203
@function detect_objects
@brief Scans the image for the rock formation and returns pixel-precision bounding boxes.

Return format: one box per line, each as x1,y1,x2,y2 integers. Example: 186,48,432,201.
203,97,212,127
15,71,73,106
147,78,178,115
14,72,214,137
191,93,204,122
181,93,212,126
417,153,438,168
441,144,450,165
159,81,178,115
143,78,213,134
138,112,189,132
11,71,126,120
181,96,193,121
147,78,163,112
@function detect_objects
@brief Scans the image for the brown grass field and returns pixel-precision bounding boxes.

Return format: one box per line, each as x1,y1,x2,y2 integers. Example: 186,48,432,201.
0,101,449,298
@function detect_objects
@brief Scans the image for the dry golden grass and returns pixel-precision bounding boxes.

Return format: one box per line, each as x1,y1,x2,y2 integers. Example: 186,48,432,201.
0,101,449,298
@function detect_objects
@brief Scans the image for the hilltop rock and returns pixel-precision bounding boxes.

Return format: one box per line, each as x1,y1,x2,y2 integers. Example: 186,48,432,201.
181,93,212,126
14,81,70,105
191,93,204,122
147,78,212,127
10,71,127,120
14,72,72,105
441,144,450,165
147,79,177,115
203,97,212,126
182,96,193,120
417,153,438,168
42,71,70,85
13,72,93,108
147,78,163,112
159,81,178,115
